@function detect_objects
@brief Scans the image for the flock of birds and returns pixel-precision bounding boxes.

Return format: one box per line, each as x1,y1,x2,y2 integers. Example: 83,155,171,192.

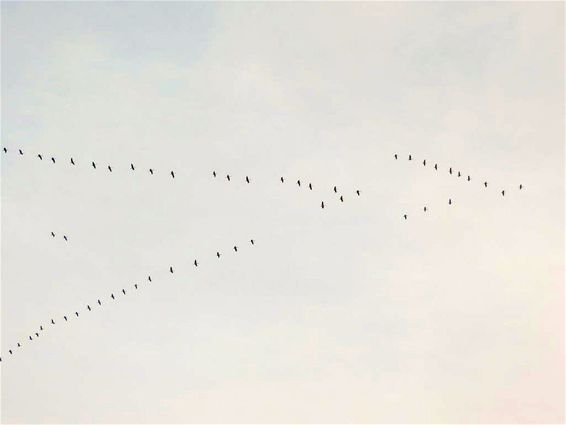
1,145,525,363
0,238,256,362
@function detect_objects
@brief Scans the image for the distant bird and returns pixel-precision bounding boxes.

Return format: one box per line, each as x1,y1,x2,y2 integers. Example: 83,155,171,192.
131,163,135,170
309,183,312,190
403,214,407,220
64,316,68,321
467,175,471,181
250,239,255,245
194,259,198,267
111,294,115,300
2,147,6,153
333,186,337,193
501,190,505,196
97,299,101,306
19,149,23,155
434,164,438,170
63,235,68,242
213,171,216,177
246,176,250,183
449,198,452,205
87,305,91,311
280,177,284,183
149,168,154,175
394,154,398,160
35,332,39,337
92,161,96,169
108,165,112,172
321,201,325,209
51,232,55,237
148,275,152,282
484,181,488,188
423,159,426,166
74,312,79,317
297,180,301,187
340,195,344,202
29,335,33,340
171,171,175,178
424,206,427,212
226,174,230,181
356,190,360,196
234,246,238,252
40,326,43,331
169,266,174,273
458,171,461,177
51,319,55,324
38,154,43,160
519,184,523,190
17,343,21,347
217,251,221,258
449,167,452,174
408,154,412,160
70,157,75,165
134,284,138,289
122,289,126,295
51,157,56,163
9,350,13,354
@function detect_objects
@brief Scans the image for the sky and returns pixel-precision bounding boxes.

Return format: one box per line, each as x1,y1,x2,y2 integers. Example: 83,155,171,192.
1,2,564,423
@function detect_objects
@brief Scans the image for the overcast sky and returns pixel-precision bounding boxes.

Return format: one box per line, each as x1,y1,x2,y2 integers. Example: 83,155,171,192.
1,2,564,423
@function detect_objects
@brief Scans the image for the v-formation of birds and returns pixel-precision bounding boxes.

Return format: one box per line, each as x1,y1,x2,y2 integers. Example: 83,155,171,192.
0,238,257,363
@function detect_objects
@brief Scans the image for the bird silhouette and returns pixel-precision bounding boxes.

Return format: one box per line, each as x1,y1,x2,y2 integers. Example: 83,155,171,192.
51,319,55,324
280,177,284,183
519,184,523,190
111,294,115,300
449,167,452,174
10,349,13,354
122,289,126,295
424,206,427,212
449,198,452,205
356,190,360,196
403,214,407,220
250,239,255,245
340,195,344,202
309,183,312,190
70,157,75,165
484,181,488,187
17,343,21,347
458,171,461,177
149,168,154,175
501,190,505,196
148,275,152,282
131,163,135,170
226,174,230,181
467,175,471,181
134,284,138,289
321,201,325,209
40,326,43,331
51,157,56,163
171,171,175,178
333,186,337,193
74,312,79,317
434,164,438,170
92,161,96,169
394,154,398,159
108,165,112,172
87,305,91,311
97,299,102,306
2,147,6,153
408,154,412,160
35,332,39,337
246,176,250,183
19,149,23,155
38,154,43,160
213,171,216,177
51,232,55,237
194,259,198,267
29,336,33,340
63,235,68,242
234,246,238,252
64,316,68,321
169,266,174,273
217,252,221,258
297,180,301,186
423,159,426,166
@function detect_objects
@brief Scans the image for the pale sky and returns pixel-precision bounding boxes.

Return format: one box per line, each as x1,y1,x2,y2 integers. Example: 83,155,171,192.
1,2,564,423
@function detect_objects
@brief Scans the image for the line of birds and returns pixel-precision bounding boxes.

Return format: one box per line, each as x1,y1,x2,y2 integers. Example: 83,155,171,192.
2,147,177,179
0,238,256,364
395,153,524,195
51,232,69,242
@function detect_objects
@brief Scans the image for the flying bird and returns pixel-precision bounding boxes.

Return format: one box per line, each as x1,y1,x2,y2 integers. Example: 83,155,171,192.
122,289,126,295
29,336,33,340
501,190,505,196
449,167,452,174
340,195,344,202
51,232,55,237
408,154,412,160
17,343,21,347
434,164,438,170
423,159,426,166
63,235,68,242
64,316,68,321
250,239,255,245
484,181,488,188
309,183,312,190
234,246,238,252
19,149,23,155
321,201,325,209
149,168,154,175
75,312,79,317
458,171,461,177
280,177,284,183
297,180,301,186
2,147,6,153
108,165,112,172
424,206,427,212
148,275,152,282
169,266,174,273
394,154,398,159
40,326,43,331
467,175,471,181
217,252,221,258
51,157,56,163
51,319,55,324
194,260,198,267
404,214,407,220
449,198,452,205
92,161,96,169
226,174,230,181
87,305,91,311
246,176,250,183
171,171,175,178
213,171,216,177
333,186,337,193
111,294,115,300
134,284,138,289
519,184,523,190
35,332,39,337
131,163,135,170
70,157,75,165
97,299,102,306
38,154,43,160
10,349,13,354
356,190,360,196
